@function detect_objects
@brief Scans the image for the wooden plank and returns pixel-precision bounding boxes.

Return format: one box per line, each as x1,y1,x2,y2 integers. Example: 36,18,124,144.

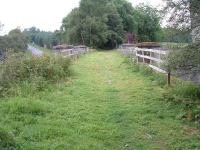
135,48,167,55
149,64,167,74
136,54,163,62
60,49,74,52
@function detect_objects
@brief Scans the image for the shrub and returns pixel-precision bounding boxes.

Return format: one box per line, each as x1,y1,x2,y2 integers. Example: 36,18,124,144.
163,81,200,121
167,81,200,105
163,44,200,121
164,44,200,72
0,52,71,96
172,82,200,99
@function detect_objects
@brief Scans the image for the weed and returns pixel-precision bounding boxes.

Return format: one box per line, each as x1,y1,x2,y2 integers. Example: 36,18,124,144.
0,51,199,149
0,52,71,97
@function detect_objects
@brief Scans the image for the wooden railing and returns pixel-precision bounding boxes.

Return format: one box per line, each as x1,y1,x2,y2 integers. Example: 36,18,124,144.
53,45,89,58
119,45,168,74
136,47,167,74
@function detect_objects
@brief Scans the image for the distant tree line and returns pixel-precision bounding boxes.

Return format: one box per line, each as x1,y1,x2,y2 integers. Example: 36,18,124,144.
0,26,60,59
0,29,28,59
60,0,162,49
23,27,60,48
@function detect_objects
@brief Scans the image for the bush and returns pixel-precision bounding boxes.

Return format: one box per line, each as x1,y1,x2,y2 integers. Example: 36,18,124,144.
0,29,28,58
165,81,200,103
163,44,200,122
164,44,200,72
171,82,200,100
0,52,71,96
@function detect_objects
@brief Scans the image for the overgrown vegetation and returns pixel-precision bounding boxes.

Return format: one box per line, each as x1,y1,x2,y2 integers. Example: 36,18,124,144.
125,55,167,87
163,80,200,122
160,28,191,43
0,51,199,149
0,0,199,148
125,49,200,123
0,29,28,59
161,42,189,50
0,51,71,97
161,44,200,121
24,27,60,49
165,44,200,73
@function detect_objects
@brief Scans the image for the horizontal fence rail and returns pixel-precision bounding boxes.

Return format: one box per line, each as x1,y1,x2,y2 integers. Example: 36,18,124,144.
119,45,168,74
120,44,200,85
53,45,90,58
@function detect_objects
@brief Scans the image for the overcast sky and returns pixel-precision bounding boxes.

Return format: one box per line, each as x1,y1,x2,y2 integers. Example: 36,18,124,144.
0,0,164,35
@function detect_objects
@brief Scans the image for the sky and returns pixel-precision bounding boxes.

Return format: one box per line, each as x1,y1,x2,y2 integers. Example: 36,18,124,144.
0,0,164,35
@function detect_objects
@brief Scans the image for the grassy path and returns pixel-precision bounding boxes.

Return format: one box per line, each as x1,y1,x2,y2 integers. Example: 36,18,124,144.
0,51,199,149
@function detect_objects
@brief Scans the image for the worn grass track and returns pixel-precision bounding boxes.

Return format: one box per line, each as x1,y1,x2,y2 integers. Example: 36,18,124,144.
0,50,199,149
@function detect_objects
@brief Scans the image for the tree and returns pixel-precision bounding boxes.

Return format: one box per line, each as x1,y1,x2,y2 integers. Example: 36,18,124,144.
24,27,59,48
7,29,28,50
61,0,124,49
135,4,161,42
105,3,124,48
113,0,137,33
61,8,83,45
61,0,161,48
163,0,200,44
0,29,28,59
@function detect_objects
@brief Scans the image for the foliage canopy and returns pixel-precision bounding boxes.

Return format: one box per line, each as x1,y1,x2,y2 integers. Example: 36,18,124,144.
23,27,59,48
0,29,28,58
61,0,161,49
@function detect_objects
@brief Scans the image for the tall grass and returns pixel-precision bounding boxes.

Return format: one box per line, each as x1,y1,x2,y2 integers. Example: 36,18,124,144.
161,42,189,50
125,54,200,122
163,81,200,122
125,56,167,86
0,52,71,97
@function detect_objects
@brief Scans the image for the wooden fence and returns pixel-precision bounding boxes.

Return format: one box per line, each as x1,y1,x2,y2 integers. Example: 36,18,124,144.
119,45,168,74
53,45,89,58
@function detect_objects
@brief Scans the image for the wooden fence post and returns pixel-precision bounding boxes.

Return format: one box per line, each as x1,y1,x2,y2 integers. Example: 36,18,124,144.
167,71,171,86
142,50,145,63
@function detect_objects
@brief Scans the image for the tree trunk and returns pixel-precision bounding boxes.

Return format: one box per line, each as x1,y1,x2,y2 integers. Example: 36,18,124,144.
190,0,200,44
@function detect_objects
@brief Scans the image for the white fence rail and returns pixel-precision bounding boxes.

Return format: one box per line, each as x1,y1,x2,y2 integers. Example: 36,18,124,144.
119,45,168,74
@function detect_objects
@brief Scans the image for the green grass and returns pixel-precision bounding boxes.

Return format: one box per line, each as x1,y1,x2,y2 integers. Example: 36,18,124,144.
161,42,189,50
0,51,200,149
